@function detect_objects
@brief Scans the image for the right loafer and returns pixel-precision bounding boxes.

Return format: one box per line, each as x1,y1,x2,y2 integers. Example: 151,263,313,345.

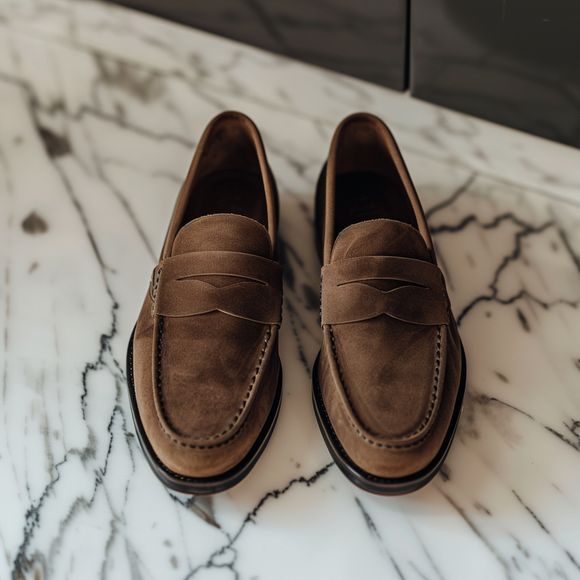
127,111,283,494
313,113,466,495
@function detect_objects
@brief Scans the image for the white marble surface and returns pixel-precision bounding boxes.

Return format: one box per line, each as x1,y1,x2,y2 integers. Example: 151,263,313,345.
1,1,580,579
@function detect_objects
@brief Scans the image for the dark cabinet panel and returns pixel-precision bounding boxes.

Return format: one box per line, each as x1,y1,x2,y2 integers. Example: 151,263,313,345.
411,0,580,148
108,0,409,90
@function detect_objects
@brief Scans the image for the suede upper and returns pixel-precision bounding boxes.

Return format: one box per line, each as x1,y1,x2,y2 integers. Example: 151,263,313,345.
131,112,282,482
316,113,464,480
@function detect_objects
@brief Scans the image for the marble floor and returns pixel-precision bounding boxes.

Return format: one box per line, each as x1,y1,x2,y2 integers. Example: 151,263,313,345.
1,1,580,579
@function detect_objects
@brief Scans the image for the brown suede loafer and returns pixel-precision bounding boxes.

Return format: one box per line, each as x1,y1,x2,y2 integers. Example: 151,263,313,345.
313,113,466,495
127,112,283,494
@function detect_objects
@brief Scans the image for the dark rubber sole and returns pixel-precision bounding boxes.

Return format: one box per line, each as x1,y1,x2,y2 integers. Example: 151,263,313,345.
312,343,467,495
126,326,282,495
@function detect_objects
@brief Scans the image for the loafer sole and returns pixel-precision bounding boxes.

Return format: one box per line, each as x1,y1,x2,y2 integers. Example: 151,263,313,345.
127,326,282,495
312,342,466,495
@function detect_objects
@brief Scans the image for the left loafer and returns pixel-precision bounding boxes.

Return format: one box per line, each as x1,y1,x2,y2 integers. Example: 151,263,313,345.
126,111,283,494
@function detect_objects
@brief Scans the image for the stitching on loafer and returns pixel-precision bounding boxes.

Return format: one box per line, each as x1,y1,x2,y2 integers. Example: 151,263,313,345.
149,265,163,314
154,316,271,448
328,324,442,447
316,354,429,451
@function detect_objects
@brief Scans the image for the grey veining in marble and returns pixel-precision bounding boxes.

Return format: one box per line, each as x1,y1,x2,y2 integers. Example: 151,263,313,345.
1,1,580,579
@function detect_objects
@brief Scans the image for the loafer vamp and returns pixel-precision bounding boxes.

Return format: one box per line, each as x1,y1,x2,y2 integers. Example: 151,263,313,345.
319,218,463,479
134,294,279,479
158,312,270,440
132,211,282,480
330,316,443,442
320,323,461,479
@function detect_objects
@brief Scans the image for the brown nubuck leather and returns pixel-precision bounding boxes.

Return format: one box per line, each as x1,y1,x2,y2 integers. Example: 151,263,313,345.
313,113,466,495
127,112,283,494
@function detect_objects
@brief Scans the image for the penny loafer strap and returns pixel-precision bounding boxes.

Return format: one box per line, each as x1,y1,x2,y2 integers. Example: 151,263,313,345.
321,255,448,326
151,251,283,325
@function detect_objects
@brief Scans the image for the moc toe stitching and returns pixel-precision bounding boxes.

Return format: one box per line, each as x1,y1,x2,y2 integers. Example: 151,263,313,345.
329,324,444,445
326,328,440,450
153,318,275,449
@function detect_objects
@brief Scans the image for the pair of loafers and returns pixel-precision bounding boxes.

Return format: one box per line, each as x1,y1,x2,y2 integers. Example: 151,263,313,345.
126,111,466,496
